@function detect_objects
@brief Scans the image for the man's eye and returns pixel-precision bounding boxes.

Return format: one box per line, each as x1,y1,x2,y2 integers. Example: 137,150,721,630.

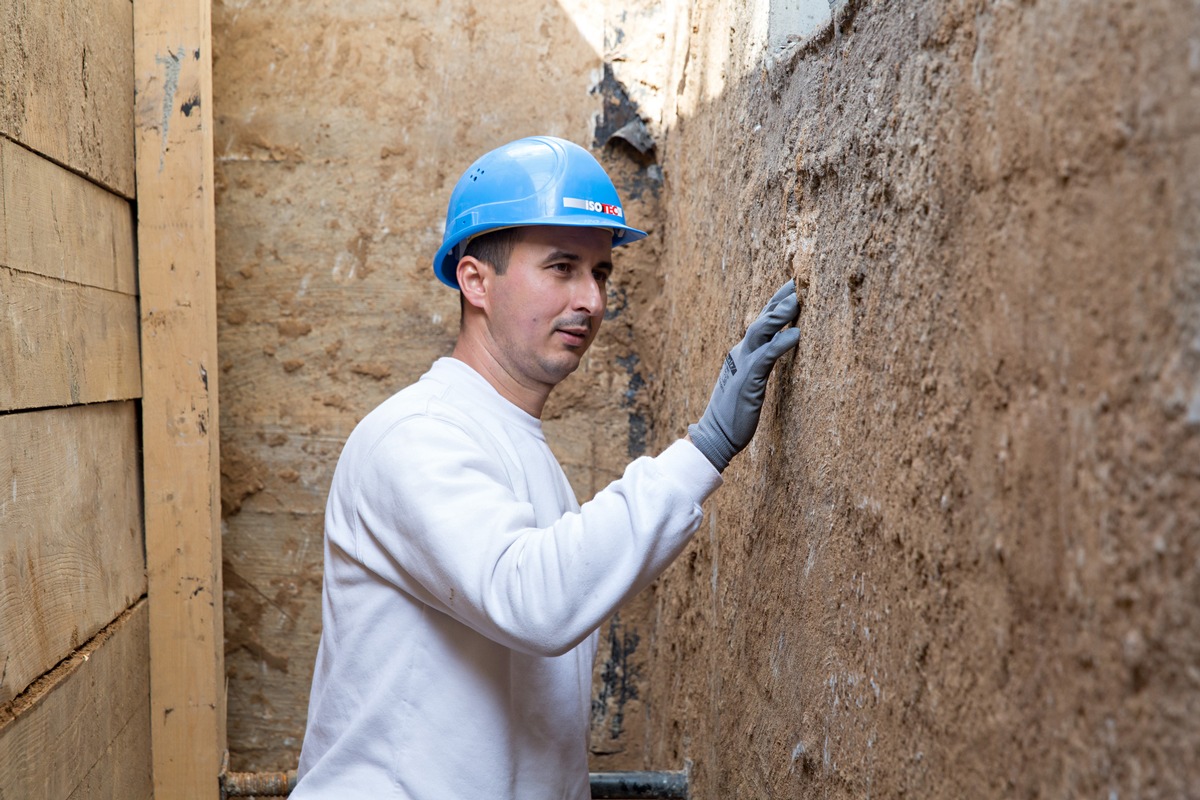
593,271,610,283
551,263,571,273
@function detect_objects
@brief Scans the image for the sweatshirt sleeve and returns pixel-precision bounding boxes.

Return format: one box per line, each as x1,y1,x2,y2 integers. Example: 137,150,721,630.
349,416,722,657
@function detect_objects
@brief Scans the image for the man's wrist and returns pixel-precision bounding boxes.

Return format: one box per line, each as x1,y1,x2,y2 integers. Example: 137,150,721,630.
687,421,732,473
659,438,724,499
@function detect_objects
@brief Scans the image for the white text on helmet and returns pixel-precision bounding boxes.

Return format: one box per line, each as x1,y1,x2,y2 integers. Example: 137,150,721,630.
563,197,624,218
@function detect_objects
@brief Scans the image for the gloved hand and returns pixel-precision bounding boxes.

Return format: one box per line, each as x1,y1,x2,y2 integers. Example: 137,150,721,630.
688,279,801,472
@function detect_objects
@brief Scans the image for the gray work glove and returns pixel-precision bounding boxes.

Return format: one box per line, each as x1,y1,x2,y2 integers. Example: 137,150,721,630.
688,280,801,472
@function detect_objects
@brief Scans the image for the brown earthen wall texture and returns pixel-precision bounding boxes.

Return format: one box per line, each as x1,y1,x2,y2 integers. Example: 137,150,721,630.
211,0,662,771
644,0,1200,797
212,0,1200,792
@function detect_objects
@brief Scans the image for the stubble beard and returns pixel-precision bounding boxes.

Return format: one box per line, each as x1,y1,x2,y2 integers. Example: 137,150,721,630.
539,313,596,386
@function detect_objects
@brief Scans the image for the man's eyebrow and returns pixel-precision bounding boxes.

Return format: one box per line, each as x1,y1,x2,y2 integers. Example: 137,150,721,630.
542,249,582,263
541,250,614,273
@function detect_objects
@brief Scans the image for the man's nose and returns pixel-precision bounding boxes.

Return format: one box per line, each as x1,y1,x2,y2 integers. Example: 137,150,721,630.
574,274,605,315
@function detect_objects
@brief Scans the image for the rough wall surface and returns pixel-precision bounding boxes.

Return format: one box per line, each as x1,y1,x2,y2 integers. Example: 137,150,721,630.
213,0,1200,792
211,0,663,771
643,0,1200,797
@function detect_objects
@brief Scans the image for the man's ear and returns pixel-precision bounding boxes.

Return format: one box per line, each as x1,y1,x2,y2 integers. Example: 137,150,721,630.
457,256,490,311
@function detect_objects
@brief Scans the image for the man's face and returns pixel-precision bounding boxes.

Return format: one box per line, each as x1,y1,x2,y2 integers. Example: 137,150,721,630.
484,225,613,392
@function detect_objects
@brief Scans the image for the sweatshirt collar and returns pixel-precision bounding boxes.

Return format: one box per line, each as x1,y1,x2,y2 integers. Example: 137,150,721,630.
428,357,545,437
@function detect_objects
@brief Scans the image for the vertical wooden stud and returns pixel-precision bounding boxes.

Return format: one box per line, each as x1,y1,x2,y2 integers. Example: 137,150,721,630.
133,0,226,796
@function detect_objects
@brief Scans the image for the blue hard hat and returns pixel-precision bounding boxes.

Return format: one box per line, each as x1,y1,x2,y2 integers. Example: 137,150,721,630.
433,136,648,288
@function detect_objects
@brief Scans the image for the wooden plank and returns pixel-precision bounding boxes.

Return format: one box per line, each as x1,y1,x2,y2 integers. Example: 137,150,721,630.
135,0,226,795
0,600,151,800
0,138,136,293
0,0,136,197
0,402,145,703
64,681,154,800
0,266,141,411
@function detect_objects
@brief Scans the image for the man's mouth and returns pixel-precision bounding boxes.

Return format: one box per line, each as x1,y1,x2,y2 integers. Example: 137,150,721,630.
556,326,590,346
554,314,593,346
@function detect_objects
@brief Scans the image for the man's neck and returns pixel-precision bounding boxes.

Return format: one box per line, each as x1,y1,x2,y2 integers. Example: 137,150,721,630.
450,337,550,419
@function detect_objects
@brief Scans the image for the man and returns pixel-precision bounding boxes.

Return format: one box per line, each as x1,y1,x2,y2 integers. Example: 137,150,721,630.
293,136,800,798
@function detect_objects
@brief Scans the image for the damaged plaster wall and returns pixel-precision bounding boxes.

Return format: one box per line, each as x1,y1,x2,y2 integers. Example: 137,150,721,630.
641,0,1200,797
211,0,664,771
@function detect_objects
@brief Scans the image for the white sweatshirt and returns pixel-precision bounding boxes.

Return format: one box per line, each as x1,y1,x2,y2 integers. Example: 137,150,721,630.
293,357,722,799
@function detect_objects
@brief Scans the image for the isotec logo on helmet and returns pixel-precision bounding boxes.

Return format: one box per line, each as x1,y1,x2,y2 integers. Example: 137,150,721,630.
563,197,624,218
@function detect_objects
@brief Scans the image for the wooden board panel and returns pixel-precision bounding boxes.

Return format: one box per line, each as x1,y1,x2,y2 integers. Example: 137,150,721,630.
0,600,151,800
63,678,154,800
0,0,135,197
0,138,136,293
0,266,141,411
135,0,226,795
0,402,146,703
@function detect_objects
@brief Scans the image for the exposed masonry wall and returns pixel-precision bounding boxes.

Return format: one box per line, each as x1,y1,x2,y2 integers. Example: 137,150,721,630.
213,1,1200,795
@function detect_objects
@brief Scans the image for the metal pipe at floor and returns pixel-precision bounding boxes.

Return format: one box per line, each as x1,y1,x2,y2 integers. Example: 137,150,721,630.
589,770,689,799
220,768,689,799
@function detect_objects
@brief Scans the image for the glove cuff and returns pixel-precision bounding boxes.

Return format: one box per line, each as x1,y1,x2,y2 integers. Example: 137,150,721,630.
688,422,733,473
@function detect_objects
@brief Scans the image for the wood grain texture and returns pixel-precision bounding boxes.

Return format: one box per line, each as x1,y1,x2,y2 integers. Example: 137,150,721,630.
0,138,136,293
63,695,154,800
0,402,145,703
0,600,151,800
135,0,226,794
0,266,141,411
0,0,135,197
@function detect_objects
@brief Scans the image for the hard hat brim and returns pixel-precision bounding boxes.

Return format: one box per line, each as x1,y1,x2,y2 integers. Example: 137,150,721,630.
433,218,648,290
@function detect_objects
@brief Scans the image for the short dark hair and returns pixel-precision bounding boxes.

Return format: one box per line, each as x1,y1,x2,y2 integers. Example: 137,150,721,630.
457,227,525,322
462,227,523,275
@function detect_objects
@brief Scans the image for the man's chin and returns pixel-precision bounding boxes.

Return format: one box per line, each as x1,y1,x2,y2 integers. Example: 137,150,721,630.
540,353,585,386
